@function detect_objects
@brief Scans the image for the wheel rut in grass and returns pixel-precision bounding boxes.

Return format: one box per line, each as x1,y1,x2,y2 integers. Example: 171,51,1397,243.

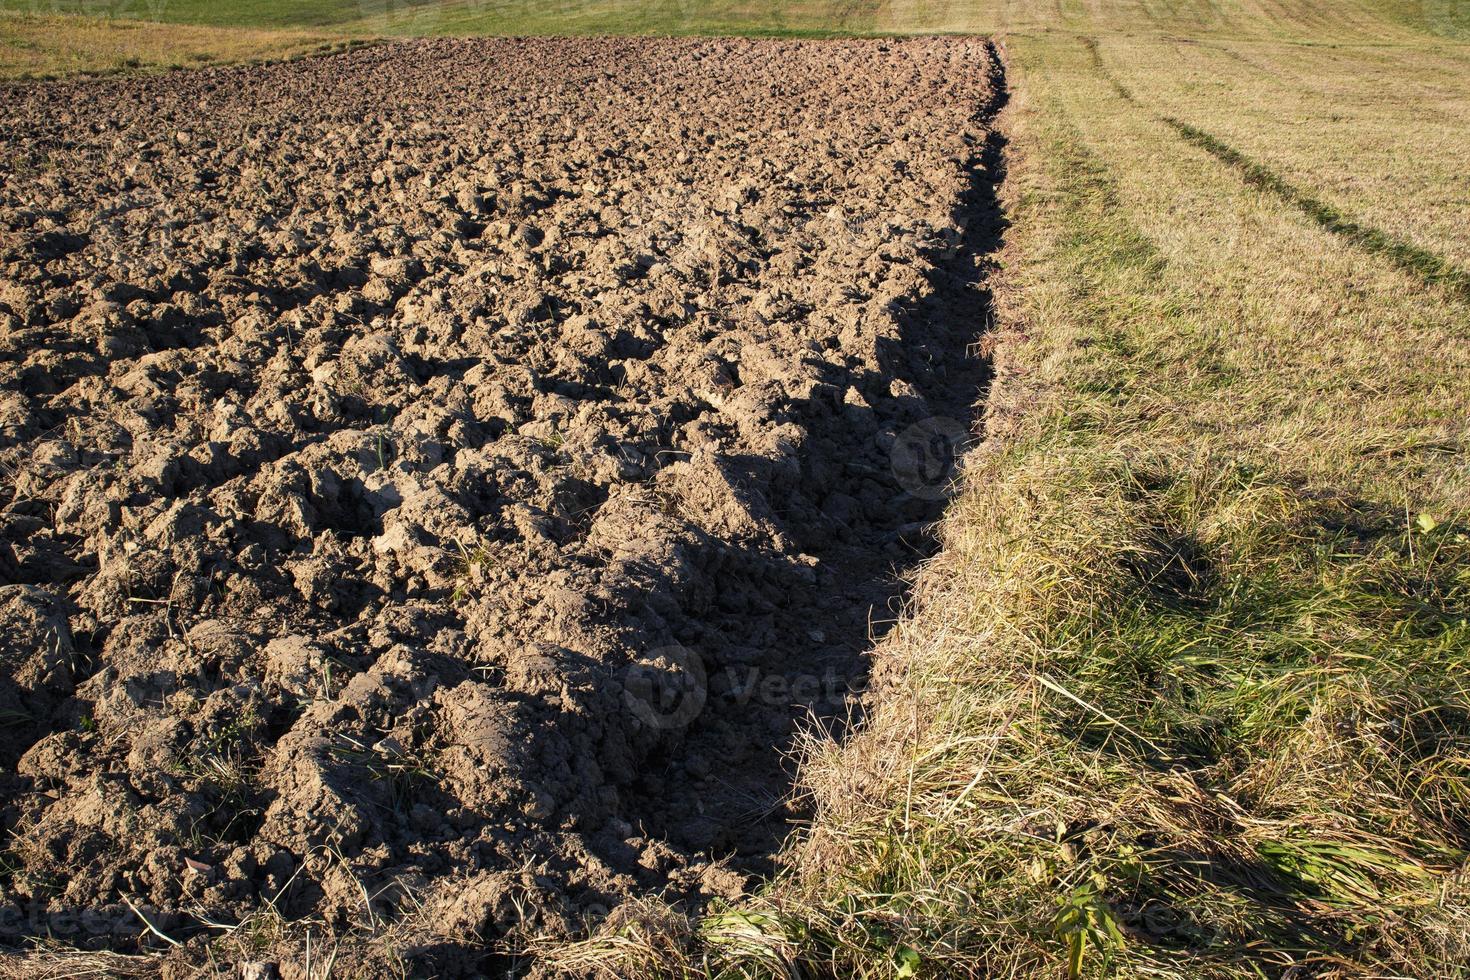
1076,37,1466,303
1166,119,1470,302
0,36,1007,972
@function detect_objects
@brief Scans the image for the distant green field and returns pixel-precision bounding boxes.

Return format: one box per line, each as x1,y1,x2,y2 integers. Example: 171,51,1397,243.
4,0,1469,36
5,0,370,28
0,0,894,74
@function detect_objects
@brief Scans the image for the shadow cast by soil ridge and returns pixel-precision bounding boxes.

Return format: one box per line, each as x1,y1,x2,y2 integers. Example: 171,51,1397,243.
601,37,1012,898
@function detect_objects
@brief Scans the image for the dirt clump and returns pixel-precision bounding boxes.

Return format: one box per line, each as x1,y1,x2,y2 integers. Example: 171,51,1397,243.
0,36,996,973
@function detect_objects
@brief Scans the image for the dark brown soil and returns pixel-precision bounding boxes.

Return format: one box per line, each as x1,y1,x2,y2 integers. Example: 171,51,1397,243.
0,36,999,975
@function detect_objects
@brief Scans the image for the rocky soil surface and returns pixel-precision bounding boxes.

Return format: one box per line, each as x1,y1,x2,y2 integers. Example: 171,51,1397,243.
0,36,998,974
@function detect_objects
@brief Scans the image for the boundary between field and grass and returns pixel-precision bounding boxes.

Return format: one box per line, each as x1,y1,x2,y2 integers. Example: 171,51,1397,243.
542,30,1470,978
544,36,1020,975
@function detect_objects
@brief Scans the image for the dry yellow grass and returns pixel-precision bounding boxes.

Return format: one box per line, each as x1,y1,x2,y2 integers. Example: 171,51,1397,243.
1020,34,1470,506
0,11,349,80
1096,35,1470,270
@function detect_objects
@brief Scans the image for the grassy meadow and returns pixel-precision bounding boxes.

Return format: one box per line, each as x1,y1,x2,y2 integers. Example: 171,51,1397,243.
5,0,1470,976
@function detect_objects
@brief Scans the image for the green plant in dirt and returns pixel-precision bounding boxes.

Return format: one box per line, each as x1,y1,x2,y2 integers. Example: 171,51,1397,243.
0,843,22,885
335,361,366,398
325,733,438,815
450,537,498,602
315,655,352,701
535,425,566,451
229,902,289,958
175,709,265,844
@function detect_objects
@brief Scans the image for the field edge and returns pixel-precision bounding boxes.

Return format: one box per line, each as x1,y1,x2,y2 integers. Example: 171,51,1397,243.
539,27,1470,978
